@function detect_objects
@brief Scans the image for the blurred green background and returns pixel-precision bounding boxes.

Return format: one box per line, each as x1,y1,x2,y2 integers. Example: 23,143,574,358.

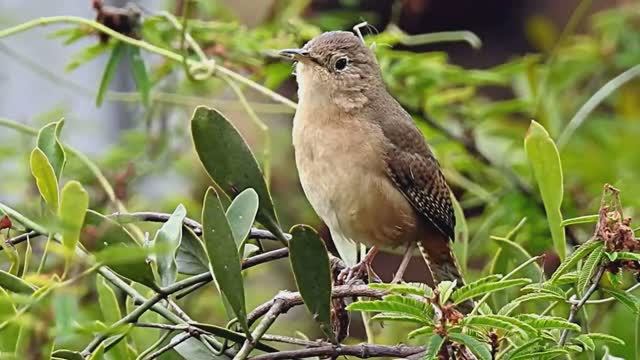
1,0,640,358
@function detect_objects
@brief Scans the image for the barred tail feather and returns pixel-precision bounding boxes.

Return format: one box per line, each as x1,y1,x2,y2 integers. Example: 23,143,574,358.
417,233,474,314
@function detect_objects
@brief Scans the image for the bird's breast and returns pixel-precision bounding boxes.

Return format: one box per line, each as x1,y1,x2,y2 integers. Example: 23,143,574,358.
292,106,420,249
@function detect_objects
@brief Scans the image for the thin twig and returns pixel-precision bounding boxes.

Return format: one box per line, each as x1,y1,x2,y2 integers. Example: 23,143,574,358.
235,299,286,360
260,334,330,347
144,332,191,360
2,230,39,249
249,344,424,360
247,285,386,327
559,266,606,345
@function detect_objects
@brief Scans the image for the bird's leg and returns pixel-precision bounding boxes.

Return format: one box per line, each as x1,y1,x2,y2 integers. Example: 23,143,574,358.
391,241,416,283
337,246,379,284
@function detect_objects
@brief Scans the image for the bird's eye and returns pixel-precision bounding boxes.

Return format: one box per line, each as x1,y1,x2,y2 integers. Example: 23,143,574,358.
334,56,349,71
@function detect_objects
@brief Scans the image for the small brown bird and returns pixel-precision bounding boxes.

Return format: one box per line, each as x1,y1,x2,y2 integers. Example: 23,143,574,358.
281,31,470,312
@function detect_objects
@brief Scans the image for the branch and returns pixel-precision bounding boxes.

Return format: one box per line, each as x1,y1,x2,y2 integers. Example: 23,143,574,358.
144,332,192,360
109,211,288,240
2,230,39,250
249,344,424,360
247,285,386,327
235,299,286,360
558,265,606,346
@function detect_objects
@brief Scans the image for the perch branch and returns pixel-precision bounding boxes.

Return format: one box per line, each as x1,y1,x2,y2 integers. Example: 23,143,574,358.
249,344,424,360
558,265,606,346
2,230,39,249
235,299,287,360
144,332,191,360
247,285,386,327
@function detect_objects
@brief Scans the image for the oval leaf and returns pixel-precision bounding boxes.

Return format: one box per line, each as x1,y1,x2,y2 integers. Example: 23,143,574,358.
151,204,186,288
201,187,249,334
30,148,59,211
0,270,35,294
176,228,209,275
191,106,281,239
84,211,156,289
59,181,89,258
524,120,565,259
97,275,122,324
226,188,259,247
36,119,66,179
289,225,334,340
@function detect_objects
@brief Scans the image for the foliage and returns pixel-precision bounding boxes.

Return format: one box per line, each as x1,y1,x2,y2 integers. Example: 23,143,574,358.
1,1,640,359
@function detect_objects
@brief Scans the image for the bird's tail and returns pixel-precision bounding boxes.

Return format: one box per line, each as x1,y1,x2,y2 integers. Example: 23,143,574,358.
417,232,474,314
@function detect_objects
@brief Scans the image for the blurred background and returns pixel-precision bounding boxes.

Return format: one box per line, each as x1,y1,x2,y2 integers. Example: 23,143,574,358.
1,0,640,358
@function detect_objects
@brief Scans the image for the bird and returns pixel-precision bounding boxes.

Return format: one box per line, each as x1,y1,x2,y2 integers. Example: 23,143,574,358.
279,31,471,313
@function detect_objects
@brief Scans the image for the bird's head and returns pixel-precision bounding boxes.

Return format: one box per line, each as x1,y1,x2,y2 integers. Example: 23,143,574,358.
279,31,383,111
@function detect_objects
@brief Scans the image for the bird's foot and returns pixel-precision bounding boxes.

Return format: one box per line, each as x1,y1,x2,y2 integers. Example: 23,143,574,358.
336,247,380,285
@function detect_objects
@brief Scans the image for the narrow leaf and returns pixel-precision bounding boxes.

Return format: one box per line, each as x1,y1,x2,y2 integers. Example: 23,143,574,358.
448,333,491,360
602,288,640,315
524,120,565,259
59,181,89,257
0,270,35,294
174,337,226,360
463,314,537,336
289,224,334,340
371,313,426,324
127,45,151,107
191,106,281,239
498,293,564,316
408,325,435,339
423,335,445,359
51,350,84,360
151,204,186,287
347,300,430,323
453,278,531,304
66,42,108,71
582,333,625,345
30,148,59,210
437,280,457,304
97,275,122,324
36,119,66,178
96,41,125,107
577,244,603,296
550,240,603,283
492,237,541,280
561,215,599,227
202,187,249,334
511,349,568,360
517,314,581,331
226,188,259,247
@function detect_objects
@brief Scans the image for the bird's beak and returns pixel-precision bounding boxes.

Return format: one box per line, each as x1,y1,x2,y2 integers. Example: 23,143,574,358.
278,48,310,60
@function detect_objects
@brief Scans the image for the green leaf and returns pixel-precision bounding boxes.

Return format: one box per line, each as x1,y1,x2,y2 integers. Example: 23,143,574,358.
53,291,77,342
127,45,151,107
574,334,595,351
36,119,66,179
517,314,581,331
452,278,531,304
524,120,565,259
550,240,603,283
176,227,209,275
577,244,604,296
613,252,640,261
151,204,186,288
437,280,458,304
51,350,84,360
97,275,122,324
125,283,160,351
463,314,537,336
30,148,59,211
0,270,35,294
448,333,491,360
66,42,109,71
289,224,334,340
371,312,426,324
173,337,226,360
581,333,625,346
96,41,125,107
498,293,564,316
88,343,105,360
202,187,249,335
226,188,259,248
423,334,445,359
502,338,542,360
408,325,435,339
96,276,130,359
347,300,430,324
191,106,281,240
369,282,433,297
511,349,568,360
84,211,157,289
561,215,599,227
59,181,89,258
602,288,640,315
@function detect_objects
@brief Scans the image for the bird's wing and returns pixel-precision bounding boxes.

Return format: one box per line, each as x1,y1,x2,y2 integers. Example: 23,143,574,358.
374,104,456,240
